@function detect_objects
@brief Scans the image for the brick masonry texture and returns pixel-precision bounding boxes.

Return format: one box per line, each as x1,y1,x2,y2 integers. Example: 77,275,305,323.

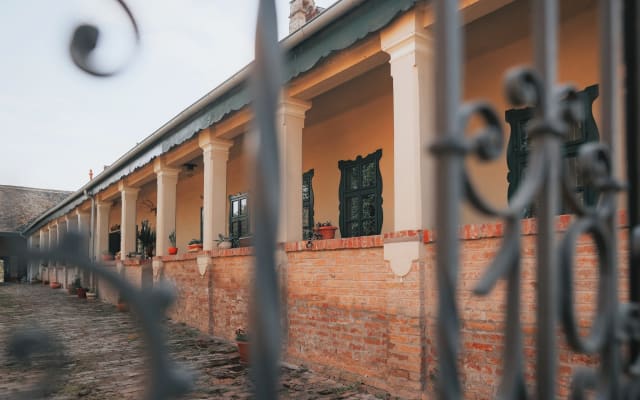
90,214,628,399
0,284,397,399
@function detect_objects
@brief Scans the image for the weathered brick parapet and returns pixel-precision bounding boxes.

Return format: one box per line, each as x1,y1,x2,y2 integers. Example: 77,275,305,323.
92,211,631,398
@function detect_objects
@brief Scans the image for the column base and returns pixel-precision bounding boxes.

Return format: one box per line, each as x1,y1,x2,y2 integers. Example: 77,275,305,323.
383,239,424,277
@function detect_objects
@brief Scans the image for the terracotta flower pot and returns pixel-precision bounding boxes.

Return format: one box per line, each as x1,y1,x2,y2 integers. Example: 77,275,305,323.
315,225,337,240
77,288,87,299
168,247,178,255
187,244,203,252
237,341,249,363
117,302,129,312
50,282,61,289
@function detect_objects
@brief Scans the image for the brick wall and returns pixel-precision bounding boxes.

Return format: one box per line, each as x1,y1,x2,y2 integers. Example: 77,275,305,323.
285,241,425,397
423,215,629,398
100,214,630,399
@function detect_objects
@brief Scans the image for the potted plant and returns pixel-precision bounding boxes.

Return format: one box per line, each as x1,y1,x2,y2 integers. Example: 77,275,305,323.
235,328,249,363
68,276,81,295
50,281,61,289
117,295,129,312
86,289,97,301
138,220,156,258
168,230,178,255
187,239,203,252
314,221,338,240
216,234,233,249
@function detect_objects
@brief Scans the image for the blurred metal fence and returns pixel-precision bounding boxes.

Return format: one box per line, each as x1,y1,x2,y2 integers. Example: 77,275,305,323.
431,0,640,398
5,0,640,398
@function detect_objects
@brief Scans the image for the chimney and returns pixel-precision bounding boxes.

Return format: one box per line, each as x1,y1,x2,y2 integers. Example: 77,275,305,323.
89,169,93,180
289,0,322,34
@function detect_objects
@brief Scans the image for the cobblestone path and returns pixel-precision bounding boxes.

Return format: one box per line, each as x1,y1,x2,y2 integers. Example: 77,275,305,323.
0,284,394,399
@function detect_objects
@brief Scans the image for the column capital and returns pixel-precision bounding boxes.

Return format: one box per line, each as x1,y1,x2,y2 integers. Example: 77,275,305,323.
380,10,432,65
96,200,112,211
277,96,311,119
118,182,140,196
153,160,180,178
198,130,233,154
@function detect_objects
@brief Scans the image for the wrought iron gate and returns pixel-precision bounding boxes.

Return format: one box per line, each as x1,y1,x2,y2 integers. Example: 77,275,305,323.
4,0,640,398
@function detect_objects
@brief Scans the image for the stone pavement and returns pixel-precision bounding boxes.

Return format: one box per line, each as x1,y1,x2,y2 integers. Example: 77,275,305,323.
0,284,397,399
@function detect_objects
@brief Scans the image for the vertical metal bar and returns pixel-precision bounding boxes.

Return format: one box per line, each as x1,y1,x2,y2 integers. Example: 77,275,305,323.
434,0,463,398
624,0,640,365
532,0,559,398
600,0,621,396
250,0,283,398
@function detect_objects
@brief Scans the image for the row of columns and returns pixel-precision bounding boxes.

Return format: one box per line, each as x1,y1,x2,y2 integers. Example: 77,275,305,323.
30,9,431,278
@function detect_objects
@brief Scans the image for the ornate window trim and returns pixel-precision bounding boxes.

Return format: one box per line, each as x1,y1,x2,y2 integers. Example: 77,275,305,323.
506,84,600,217
338,149,383,238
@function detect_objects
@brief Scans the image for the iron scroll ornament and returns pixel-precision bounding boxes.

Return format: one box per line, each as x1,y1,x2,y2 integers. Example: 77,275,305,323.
69,0,140,77
431,65,640,397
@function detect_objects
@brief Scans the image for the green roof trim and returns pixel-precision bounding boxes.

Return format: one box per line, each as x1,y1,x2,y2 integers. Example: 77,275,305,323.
24,0,417,235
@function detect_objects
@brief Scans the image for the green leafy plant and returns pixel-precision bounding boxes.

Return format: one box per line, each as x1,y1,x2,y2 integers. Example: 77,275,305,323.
168,230,176,247
137,220,156,257
188,238,202,245
216,233,231,243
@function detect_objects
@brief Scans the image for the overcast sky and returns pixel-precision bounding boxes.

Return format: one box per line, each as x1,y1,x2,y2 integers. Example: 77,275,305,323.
0,0,337,191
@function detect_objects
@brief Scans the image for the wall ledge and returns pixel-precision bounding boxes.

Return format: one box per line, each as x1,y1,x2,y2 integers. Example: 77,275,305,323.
423,210,629,243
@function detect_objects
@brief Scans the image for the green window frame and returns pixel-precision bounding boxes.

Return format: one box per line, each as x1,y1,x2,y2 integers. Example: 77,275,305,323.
302,169,315,239
229,193,250,239
338,149,383,238
506,84,600,217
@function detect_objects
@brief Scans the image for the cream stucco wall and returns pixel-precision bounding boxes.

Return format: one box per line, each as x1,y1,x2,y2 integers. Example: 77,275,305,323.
175,169,204,251
303,64,394,237
462,4,602,224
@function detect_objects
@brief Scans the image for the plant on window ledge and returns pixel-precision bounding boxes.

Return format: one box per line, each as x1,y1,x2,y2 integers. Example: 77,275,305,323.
187,238,203,252
168,230,178,255
314,221,337,240
215,234,233,249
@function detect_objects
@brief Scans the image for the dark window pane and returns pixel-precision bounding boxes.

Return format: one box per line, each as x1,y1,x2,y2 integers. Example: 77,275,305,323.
232,221,239,236
348,197,360,221
362,219,376,236
240,199,247,215
348,165,360,190
362,162,376,188
362,194,376,218
349,221,360,237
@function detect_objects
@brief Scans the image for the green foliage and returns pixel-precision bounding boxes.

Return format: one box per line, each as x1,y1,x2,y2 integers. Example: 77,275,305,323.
168,230,176,247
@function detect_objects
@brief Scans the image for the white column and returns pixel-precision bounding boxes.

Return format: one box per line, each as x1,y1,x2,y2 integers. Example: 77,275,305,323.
95,201,112,258
381,12,433,276
38,229,46,277
27,236,34,281
119,185,140,260
154,161,180,256
77,210,91,257
198,132,232,251
277,97,311,243
57,220,68,286
51,223,59,267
